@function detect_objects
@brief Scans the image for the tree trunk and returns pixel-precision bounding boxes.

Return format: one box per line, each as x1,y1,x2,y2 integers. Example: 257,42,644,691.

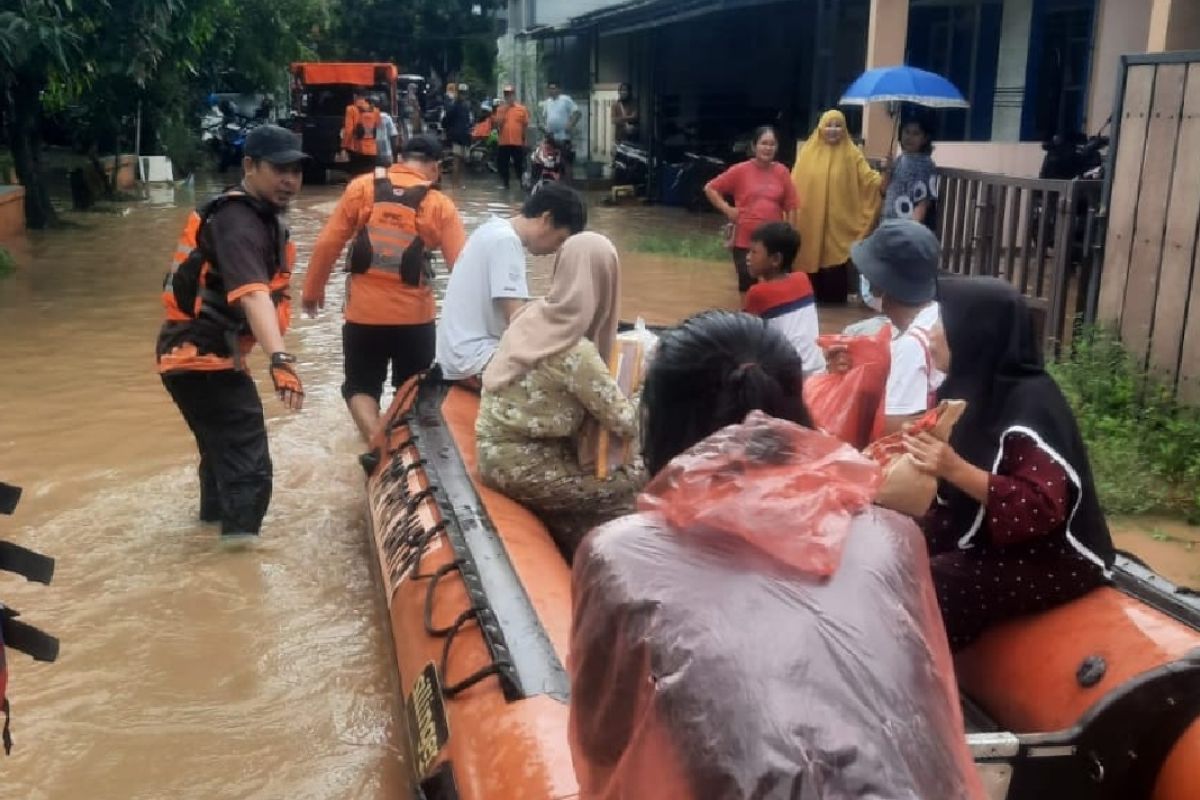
9,74,58,229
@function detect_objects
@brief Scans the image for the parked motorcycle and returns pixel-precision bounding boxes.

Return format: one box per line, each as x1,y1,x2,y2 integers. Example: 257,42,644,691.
202,104,264,172
523,135,565,194
1039,126,1110,181
673,151,727,212
612,141,650,195
1030,123,1110,271
467,133,498,175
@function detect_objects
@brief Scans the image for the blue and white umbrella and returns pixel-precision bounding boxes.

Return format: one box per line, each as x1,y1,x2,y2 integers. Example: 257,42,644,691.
839,65,969,109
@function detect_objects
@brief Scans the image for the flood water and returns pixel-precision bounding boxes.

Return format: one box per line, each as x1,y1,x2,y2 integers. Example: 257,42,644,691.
0,176,791,799
2,174,1196,800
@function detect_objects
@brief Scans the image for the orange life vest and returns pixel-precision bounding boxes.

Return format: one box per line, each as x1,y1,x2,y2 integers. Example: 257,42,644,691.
347,168,432,288
158,189,295,372
354,109,381,156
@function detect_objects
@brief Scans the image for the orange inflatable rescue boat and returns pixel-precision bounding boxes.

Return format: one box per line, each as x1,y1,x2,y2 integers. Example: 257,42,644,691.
363,375,1200,800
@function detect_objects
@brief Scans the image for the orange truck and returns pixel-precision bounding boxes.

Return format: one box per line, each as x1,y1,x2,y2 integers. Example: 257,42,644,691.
288,62,398,180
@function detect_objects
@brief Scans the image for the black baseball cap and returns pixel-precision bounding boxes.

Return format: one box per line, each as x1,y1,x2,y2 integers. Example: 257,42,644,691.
244,125,310,164
401,133,443,161
851,219,940,305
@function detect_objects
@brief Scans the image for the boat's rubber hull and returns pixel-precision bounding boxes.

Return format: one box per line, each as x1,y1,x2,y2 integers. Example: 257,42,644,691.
365,379,1199,800
958,585,1200,799
365,380,577,800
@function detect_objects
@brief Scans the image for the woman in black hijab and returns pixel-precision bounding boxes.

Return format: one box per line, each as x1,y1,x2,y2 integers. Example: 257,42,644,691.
902,277,1114,649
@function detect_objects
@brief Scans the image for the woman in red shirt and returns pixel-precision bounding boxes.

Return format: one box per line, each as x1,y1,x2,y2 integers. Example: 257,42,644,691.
704,126,799,296
903,277,1114,649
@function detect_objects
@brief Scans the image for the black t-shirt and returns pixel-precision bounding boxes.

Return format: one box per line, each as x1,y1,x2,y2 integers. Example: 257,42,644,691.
201,200,281,298
443,97,471,143
157,198,284,360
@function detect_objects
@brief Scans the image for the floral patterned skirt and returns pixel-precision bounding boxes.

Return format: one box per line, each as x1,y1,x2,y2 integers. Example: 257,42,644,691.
477,436,646,560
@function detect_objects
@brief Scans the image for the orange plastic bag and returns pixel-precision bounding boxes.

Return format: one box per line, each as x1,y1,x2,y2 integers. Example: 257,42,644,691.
803,326,891,449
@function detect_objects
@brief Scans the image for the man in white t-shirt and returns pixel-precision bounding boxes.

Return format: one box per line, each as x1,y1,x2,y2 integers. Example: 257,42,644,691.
374,99,399,166
436,183,587,383
850,219,945,434
538,80,580,179
538,81,580,143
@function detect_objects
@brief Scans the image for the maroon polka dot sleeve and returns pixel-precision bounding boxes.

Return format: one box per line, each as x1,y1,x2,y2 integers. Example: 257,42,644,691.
984,433,1073,548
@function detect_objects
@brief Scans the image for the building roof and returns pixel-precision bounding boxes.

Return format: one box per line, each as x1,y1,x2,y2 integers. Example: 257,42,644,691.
526,0,782,39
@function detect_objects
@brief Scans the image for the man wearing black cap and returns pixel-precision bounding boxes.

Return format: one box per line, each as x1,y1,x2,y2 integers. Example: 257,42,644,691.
157,124,309,541
304,133,466,442
849,218,945,434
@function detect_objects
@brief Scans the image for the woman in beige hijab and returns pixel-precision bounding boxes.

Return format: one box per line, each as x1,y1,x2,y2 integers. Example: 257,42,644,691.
476,231,645,559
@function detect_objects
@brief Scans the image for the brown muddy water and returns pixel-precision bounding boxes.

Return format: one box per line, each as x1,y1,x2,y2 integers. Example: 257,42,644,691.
0,177,786,800
1,176,1195,800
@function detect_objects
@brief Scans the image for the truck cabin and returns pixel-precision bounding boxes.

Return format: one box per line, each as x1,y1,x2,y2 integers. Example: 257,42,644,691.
289,62,398,117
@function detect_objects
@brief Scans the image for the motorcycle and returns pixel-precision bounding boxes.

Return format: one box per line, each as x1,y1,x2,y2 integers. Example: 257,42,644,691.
523,135,565,194
1030,123,1110,266
1039,126,1110,181
202,104,264,172
673,151,727,212
467,133,498,175
612,141,650,195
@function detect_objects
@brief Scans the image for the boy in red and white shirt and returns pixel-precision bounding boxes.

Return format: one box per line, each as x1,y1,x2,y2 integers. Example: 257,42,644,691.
742,222,826,375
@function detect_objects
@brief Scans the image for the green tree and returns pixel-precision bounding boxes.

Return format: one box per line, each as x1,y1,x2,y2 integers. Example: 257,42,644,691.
326,0,500,86
0,0,79,228
1,0,328,228
1,0,187,226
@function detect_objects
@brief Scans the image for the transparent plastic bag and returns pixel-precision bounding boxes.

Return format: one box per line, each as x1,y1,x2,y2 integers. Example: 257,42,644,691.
639,411,880,577
570,412,984,800
617,316,660,363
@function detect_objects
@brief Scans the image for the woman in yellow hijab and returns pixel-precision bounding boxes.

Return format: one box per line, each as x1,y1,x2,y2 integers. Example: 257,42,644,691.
790,110,882,303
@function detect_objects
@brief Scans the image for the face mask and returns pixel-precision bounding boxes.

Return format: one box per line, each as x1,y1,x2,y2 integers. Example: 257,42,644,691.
860,277,883,313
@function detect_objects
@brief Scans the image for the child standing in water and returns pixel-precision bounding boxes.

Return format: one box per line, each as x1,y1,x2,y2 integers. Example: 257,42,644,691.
742,222,825,375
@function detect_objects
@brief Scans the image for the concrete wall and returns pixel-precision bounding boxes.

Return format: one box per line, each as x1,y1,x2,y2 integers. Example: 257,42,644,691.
991,0,1034,141
0,186,26,240
1149,0,1200,51
932,141,1045,178
511,0,627,29
1165,1,1200,50
1086,0,1152,132
862,0,909,160
597,33,633,84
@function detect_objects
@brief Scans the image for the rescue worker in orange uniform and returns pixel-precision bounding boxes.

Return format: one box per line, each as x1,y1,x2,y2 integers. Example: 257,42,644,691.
354,96,382,173
342,92,379,175
303,134,467,442
156,125,308,541
493,85,530,190
341,92,366,152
